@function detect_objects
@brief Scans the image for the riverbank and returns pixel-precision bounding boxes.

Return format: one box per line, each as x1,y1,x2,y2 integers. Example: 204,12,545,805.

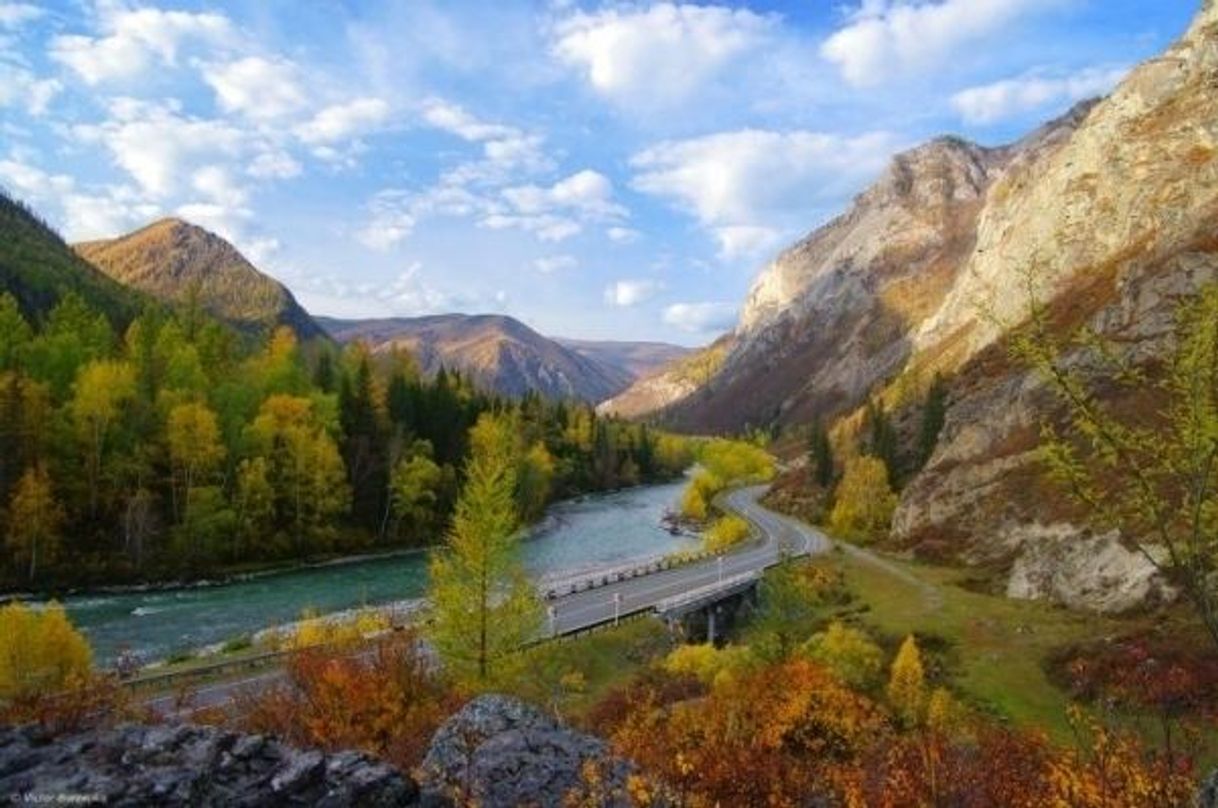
55,479,699,666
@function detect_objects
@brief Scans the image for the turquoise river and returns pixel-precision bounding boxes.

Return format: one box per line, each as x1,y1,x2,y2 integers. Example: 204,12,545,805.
56,479,698,665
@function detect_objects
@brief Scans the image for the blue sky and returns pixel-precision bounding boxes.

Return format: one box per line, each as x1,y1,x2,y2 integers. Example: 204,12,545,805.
0,0,1199,345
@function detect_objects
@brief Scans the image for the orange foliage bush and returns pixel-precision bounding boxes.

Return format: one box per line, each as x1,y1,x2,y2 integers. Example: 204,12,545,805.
604,658,886,807
594,655,1202,807
237,631,462,771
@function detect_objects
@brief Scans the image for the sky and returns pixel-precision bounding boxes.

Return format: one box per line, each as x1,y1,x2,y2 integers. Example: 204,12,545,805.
0,0,1200,346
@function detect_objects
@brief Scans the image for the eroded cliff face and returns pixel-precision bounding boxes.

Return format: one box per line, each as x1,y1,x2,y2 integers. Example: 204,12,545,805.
663,107,1090,434
671,3,1218,611
892,2,1218,612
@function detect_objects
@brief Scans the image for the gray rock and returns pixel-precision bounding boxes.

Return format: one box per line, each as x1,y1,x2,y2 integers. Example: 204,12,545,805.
419,694,637,808
1199,769,1218,808
0,723,418,807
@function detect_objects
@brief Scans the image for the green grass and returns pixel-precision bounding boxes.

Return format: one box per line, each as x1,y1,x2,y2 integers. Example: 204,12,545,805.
811,546,1150,743
500,617,673,720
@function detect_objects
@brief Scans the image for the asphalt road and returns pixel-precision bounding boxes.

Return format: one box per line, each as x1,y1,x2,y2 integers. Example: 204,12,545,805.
144,485,831,716
545,485,829,635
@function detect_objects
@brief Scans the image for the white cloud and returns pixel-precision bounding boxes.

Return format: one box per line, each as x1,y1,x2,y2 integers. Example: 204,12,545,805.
553,3,776,107
72,98,245,198
422,99,516,142
662,302,737,334
607,226,640,244
632,129,896,257
421,98,551,180
0,157,155,239
296,98,390,144
822,0,1067,87
204,56,307,121
357,191,417,251
486,169,628,242
503,169,625,219
0,3,43,29
51,8,235,85
712,225,784,260
379,263,449,315
248,149,302,180
535,254,578,274
0,158,73,198
0,63,60,115
951,65,1127,124
605,279,662,307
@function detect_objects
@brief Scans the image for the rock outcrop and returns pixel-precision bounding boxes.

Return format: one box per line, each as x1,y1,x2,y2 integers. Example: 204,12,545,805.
891,1,1218,610
659,103,1092,433
0,723,416,807
0,696,641,807
418,694,637,807
659,3,1218,611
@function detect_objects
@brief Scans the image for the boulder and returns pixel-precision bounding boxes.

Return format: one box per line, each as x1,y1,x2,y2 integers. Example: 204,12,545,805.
418,694,637,807
0,723,416,807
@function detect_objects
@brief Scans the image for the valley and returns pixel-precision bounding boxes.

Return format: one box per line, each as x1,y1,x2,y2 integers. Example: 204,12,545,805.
1,0,1216,805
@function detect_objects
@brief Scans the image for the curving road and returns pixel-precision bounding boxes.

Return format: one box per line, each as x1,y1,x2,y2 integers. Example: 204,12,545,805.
545,485,829,635
144,485,831,715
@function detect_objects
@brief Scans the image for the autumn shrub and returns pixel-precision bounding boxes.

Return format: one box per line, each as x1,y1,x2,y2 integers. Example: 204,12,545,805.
605,657,887,807
703,515,750,553
804,620,885,690
237,631,462,771
0,601,92,701
829,455,898,542
662,643,753,686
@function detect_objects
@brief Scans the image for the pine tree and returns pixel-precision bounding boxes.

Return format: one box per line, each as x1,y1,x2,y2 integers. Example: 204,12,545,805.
427,413,541,684
807,419,835,488
917,373,948,468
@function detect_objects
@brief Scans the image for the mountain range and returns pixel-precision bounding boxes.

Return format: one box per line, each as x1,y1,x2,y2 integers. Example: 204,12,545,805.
318,314,686,403
3,0,1215,614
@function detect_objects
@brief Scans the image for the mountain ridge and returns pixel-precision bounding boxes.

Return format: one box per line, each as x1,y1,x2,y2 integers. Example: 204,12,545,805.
75,218,326,341
318,313,647,403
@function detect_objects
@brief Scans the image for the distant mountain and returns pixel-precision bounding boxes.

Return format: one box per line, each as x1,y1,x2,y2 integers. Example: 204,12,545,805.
598,335,734,421
318,314,636,403
554,339,690,380
75,218,325,340
0,190,141,325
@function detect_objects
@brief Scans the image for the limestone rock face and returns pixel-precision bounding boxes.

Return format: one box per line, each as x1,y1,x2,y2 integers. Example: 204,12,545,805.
663,107,1089,433
0,723,417,807
667,3,1218,611
891,3,1218,610
418,694,637,808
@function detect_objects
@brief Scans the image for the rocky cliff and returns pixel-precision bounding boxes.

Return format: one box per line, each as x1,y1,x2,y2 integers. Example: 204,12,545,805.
76,218,326,340
0,695,638,808
667,2,1218,611
659,103,1093,434
892,1,1218,611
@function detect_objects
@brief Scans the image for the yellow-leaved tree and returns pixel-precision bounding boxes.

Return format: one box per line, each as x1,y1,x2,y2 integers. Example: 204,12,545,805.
0,601,92,700
829,455,898,542
427,413,542,685
887,634,926,726
5,465,65,583
804,620,885,690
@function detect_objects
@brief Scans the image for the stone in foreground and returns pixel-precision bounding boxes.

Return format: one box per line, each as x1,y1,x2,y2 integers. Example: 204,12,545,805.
0,723,416,807
419,694,637,808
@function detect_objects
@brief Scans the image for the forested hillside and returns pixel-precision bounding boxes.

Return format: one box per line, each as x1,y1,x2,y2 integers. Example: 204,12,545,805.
0,190,141,327
0,288,690,591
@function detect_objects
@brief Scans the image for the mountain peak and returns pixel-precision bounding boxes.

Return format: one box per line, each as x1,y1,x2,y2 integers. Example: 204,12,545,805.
75,218,324,340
